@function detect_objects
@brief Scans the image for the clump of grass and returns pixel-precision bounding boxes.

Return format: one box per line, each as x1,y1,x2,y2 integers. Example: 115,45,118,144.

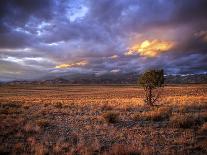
0,108,22,114
53,142,70,154
23,123,41,134
103,111,119,124
0,102,22,114
106,144,140,155
178,103,207,113
35,119,50,128
2,102,22,109
198,122,207,135
34,143,48,155
169,114,203,128
44,103,49,107
192,140,207,153
133,107,172,122
23,104,30,109
13,142,24,153
101,104,113,111
199,112,207,122
54,102,63,108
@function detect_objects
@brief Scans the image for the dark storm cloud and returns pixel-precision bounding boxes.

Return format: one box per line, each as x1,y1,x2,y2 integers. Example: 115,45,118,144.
0,0,54,24
171,0,207,25
0,0,207,81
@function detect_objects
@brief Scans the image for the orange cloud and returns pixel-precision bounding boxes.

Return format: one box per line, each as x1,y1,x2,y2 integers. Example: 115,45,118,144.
55,60,88,69
125,39,174,57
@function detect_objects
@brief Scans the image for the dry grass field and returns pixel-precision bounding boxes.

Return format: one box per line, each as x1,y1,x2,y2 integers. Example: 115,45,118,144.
0,84,207,154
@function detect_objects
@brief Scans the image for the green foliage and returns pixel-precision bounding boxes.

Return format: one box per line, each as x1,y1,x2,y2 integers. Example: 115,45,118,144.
138,69,164,89
138,69,164,106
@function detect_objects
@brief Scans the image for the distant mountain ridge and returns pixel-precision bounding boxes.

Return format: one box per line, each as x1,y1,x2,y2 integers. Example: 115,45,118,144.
3,73,207,85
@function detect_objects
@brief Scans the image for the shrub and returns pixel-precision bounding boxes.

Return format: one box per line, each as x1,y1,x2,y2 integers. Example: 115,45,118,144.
34,143,48,155
35,119,50,128
169,114,203,128
134,107,172,122
101,104,113,111
103,111,119,124
199,112,207,122
193,140,207,153
198,122,207,135
24,123,41,133
54,102,63,108
106,144,140,155
178,104,207,113
2,103,22,108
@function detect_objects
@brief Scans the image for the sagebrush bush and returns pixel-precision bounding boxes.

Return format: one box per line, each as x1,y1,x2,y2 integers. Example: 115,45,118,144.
178,103,207,113
101,104,113,111
103,111,119,124
199,112,207,122
133,107,172,122
23,123,41,134
54,102,63,108
106,144,140,155
35,119,50,128
198,122,207,135
169,114,203,128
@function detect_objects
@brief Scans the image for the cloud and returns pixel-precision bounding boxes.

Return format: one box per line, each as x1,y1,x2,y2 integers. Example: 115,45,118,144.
0,0,207,81
125,40,174,57
110,69,120,73
108,55,119,59
194,30,207,43
55,60,88,69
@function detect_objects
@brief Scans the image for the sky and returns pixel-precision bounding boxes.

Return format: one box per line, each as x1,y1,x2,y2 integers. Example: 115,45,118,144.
0,0,207,81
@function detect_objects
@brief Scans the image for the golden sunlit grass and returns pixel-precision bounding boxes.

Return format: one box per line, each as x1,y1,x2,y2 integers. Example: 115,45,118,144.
0,84,206,154
169,113,203,128
133,107,172,122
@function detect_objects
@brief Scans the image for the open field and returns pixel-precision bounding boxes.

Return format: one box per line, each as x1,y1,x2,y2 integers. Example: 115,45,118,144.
0,84,207,154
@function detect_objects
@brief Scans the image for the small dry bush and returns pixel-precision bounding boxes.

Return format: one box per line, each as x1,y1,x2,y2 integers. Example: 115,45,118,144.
178,103,207,113
23,123,41,134
1,102,22,108
101,104,113,111
34,143,48,155
0,108,21,114
103,111,119,124
169,114,203,128
54,102,63,108
13,142,24,153
193,139,207,153
0,103,22,114
133,107,172,122
35,119,50,128
199,112,207,122
53,142,71,154
198,122,207,135
105,144,140,155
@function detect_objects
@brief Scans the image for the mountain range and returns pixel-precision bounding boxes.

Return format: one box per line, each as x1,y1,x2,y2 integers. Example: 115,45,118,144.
2,73,207,85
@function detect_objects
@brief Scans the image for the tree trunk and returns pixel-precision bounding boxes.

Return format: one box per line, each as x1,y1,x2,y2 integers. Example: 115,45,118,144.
149,87,152,106
145,87,153,106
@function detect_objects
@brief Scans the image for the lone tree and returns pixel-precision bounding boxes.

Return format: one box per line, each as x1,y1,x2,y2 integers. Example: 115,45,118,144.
138,69,164,106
